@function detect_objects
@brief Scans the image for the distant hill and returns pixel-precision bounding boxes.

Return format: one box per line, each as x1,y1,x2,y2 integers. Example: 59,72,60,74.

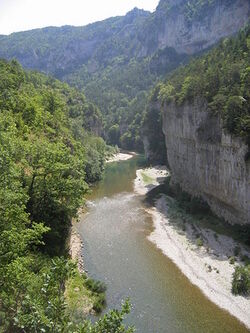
0,0,249,149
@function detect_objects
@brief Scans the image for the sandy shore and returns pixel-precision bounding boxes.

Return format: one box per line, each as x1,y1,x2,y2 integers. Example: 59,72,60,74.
69,224,84,273
106,151,136,163
134,167,250,329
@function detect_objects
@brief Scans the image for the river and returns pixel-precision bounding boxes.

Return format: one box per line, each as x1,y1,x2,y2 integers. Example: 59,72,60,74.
77,156,249,333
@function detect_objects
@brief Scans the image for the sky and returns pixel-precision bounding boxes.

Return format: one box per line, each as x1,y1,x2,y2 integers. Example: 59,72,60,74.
0,0,159,35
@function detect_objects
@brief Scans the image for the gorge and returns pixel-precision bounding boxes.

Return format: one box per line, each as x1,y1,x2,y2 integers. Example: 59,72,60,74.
0,0,249,331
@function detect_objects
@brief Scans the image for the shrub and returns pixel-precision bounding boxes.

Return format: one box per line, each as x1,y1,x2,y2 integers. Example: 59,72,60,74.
93,293,106,313
196,237,204,247
85,277,106,294
240,255,250,265
229,256,236,265
232,265,250,295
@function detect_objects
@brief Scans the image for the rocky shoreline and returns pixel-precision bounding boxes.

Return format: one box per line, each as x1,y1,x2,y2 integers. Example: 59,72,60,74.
106,151,136,163
69,223,84,273
134,167,250,330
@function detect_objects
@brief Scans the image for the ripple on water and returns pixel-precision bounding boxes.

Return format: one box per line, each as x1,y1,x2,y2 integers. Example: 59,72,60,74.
78,157,250,333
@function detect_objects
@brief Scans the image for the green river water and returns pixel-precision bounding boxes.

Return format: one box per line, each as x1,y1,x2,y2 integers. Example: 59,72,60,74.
77,156,249,333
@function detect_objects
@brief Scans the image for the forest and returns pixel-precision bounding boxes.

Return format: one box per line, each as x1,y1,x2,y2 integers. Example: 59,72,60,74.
0,59,133,332
0,0,250,331
143,25,250,160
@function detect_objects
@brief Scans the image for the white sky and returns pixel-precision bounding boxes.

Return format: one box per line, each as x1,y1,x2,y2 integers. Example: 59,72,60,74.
0,0,159,35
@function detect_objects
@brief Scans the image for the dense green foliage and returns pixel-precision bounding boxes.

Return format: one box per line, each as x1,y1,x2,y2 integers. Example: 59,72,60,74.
232,265,250,295
0,1,247,152
0,59,133,332
65,270,107,322
0,58,107,252
66,57,157,151
0,5,190,150
143,25,250,160
142,86,167,163
63,47,185,151
158,26,250,142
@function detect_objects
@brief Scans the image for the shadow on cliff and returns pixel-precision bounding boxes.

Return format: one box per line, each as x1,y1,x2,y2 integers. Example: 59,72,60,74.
144,182,250,265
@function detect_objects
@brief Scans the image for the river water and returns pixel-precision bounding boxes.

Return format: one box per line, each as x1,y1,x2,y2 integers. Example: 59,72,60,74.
78,156,249,333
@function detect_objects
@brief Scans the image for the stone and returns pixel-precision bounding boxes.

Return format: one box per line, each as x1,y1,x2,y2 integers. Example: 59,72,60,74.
162,98,250,225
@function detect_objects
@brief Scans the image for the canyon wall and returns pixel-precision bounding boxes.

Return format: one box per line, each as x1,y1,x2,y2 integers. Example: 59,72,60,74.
147,0,250,55
162,99,250,225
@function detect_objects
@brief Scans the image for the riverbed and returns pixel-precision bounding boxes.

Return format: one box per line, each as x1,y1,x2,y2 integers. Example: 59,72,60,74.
77,155,249,333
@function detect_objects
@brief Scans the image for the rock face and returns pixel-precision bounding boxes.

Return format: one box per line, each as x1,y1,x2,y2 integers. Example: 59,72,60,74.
153,0,250,55
162,99,250,225
0,9,151,76
0,1,249,74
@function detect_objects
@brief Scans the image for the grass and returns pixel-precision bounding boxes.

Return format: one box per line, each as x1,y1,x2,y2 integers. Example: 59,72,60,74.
141,171,154,185
65,270,106,323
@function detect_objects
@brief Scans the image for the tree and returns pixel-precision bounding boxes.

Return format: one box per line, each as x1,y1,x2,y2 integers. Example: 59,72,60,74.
232,265,250,295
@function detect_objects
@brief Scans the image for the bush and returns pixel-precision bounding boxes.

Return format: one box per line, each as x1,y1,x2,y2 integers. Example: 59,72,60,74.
93,293,106,313
232,265,250,295
196,237,204,247
85,277,106,294
229,256,236,265
240,255,250,265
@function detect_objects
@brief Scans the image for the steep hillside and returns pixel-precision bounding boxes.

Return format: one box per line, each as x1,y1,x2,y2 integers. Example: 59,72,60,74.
0,59,107,253
144,26,250,224
0,0,248,149
140,0,249,55
0,59,131,332
0,8,149,74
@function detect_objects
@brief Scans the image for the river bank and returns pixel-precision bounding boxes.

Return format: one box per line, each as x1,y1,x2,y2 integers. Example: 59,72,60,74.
134,165,168,195
135,167,250,330
69,223,84,273
106,151,136,163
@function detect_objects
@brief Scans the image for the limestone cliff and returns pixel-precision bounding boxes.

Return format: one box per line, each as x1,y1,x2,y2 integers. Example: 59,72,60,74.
140,0,250,55
162,99,250,225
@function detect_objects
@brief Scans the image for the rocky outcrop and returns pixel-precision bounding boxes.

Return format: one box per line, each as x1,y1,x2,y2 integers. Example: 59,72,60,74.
1,1,249,74
140,0,250,55
162,99,250,225
0,9,150,76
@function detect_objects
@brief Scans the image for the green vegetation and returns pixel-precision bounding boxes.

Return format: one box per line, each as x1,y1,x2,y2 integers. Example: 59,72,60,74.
142,85,167,164
229,256,236,265
157,25,250,144
65,271,106,322
232,265,250,295
0,1,248,155
66,57,157,151
144,25,250,163
0,59,133,332
0,5,189,151
196,237,204,247
141,171,154,185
